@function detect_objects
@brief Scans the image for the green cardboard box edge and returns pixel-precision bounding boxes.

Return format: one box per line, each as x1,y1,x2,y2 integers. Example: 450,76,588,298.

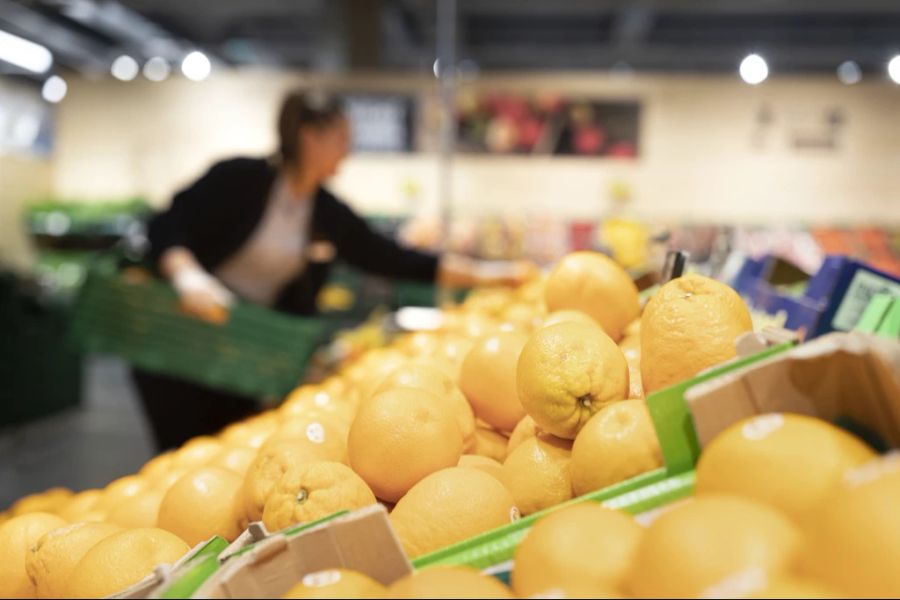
155,512,351,598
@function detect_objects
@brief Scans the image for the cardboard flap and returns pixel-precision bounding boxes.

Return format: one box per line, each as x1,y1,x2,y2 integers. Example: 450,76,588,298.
109,564,171,600
198,504,412,599
218,522,269,564
686,332,900,448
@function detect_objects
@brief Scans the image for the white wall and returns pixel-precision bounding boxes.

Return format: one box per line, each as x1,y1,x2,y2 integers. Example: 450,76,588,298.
0,156,52,268
50,69,900,224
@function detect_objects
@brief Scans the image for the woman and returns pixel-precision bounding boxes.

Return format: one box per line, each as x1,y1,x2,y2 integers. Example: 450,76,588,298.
136,90,525,450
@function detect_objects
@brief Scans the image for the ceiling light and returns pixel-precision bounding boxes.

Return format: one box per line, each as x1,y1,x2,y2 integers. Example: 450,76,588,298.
41,75,67,103
143,56,169,82
889,55,900,84
181,51,211,81
0,29,52,74
111,55,139,81
836,60,862,85
739,54,768,85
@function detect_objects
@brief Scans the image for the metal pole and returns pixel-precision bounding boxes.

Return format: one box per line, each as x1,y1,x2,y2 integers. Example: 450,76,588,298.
436,0,457,252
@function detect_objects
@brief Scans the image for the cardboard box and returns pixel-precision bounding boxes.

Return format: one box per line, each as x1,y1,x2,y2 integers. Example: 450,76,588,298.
194,504,411,599
109,537,230,599
686,332,900,450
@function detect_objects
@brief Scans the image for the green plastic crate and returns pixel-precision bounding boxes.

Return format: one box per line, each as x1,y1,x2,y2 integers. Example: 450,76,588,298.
69,271,328,399
0,273,83,425
411,341,795,571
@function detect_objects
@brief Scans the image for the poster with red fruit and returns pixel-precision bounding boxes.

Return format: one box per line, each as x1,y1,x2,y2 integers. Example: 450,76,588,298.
456,91,640,157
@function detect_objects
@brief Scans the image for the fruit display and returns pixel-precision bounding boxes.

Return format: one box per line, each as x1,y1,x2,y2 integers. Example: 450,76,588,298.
2,249,897,599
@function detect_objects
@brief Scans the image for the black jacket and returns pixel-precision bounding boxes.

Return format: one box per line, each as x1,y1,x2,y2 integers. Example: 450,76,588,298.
146,157,439,315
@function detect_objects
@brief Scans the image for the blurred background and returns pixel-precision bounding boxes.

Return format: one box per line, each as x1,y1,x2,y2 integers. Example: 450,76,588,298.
2,0,899,505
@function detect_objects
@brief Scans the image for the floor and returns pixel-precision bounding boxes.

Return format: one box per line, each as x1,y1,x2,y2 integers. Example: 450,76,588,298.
0,356,156,509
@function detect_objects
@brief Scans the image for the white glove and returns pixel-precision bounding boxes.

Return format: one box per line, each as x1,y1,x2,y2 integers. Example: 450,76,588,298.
172,267,234,324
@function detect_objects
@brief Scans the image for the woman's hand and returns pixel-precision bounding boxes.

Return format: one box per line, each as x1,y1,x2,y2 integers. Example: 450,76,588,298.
172,268,234,324
162,247,234,324
438,254,537,289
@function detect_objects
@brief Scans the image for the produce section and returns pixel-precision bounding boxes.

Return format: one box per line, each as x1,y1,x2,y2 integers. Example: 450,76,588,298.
2,247,898,598
3,2,900,598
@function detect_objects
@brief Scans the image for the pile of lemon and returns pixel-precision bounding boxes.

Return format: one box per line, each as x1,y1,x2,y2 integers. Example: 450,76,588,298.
3,249,894,599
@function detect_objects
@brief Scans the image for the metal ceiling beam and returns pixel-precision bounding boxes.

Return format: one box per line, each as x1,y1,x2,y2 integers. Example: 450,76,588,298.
349,0,382,70
0,0,111,75
466,42,897,72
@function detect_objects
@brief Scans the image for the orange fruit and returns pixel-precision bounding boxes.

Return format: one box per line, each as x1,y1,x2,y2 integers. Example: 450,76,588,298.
107,488,165,529
319,375,349,396
172,436,225,470
514,273,546,303
396,331,441,357
500,302,542,331
282,568,386,599
66,528,189,598
94,474,147,513
56,489,102,522
157,467,243,546
506,415,539,456
619,335,643,398
640,273,752,393
571,399,663,496
348,388,463,503
0,512,67,598
472,424,508,462
459,332,529,432
517,322,629,440
373,362,476,450
26,521,121,598
153,467,190,495
542,309,600,329
624,318,640,338
349,348,410,399
279,387,357,429
512,503,642,597
544,251,640,341
390,467,517,558
138,452,175,484
747,576,842,599
625,494,801,598
207,446,258,477
262,462,376,532
262,415,347,464
457,454,504,481
219,414,279,449
501,434,572,516
10,488,72,517
79,510,108,523
696,413,876,522
242,440,325,523
454,312,502,340
389,565,514,599
433,333,475,377
797,454,900,597
461,287,515,316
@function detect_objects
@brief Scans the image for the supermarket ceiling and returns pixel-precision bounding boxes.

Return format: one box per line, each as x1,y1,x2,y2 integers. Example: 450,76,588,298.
3,0,900,77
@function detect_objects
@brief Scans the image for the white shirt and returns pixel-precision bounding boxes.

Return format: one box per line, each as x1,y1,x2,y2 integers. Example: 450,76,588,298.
215,175,311,306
